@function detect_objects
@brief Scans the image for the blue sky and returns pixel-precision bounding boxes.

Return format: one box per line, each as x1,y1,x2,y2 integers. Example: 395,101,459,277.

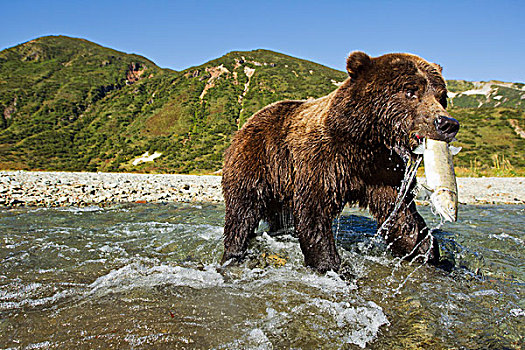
1,0,523,82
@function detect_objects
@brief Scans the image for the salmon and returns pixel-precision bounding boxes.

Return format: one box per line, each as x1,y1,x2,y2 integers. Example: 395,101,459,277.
414,139,461,222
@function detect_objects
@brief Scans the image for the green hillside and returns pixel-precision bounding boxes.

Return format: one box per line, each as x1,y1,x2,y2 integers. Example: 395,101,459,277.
447,80,525,109
448,108,524,176
0,36,523,175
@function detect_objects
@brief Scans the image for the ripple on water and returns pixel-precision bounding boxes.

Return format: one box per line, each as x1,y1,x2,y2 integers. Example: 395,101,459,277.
86,262,224,298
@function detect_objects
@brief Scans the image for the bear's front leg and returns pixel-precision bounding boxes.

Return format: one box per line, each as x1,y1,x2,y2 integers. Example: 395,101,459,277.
293,198,341,273
368,186,439,264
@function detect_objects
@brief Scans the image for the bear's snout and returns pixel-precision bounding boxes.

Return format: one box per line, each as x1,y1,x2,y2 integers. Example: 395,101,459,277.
434,115,459,142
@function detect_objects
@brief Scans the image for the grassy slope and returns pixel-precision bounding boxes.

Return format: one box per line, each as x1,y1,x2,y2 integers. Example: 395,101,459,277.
0,35,167,170
449,108,525,176
0,36,523,175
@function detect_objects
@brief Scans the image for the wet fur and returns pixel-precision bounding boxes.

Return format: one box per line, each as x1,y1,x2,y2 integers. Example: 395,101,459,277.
222,52,451,273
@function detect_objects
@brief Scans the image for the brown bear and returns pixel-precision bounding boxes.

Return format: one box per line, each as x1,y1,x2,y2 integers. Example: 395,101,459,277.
221,51,459,273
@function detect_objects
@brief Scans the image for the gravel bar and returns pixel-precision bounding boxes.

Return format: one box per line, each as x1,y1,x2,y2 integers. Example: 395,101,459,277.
1,171,524,207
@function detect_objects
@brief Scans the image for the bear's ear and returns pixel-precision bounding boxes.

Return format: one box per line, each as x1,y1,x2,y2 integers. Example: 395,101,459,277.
346,51,372,79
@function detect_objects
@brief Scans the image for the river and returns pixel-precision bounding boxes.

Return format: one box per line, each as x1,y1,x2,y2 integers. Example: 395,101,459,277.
1,203,523,349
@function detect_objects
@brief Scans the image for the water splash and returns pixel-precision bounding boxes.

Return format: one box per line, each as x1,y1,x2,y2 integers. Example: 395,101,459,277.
377,155,422,237
353,154,422,259
334,212,342,242
353,153,447,297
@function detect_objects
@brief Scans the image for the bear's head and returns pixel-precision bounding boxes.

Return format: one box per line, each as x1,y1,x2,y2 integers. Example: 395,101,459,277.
341,51,459,159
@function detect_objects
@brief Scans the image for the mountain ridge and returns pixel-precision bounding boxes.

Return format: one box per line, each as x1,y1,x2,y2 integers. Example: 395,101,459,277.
1,36,523,175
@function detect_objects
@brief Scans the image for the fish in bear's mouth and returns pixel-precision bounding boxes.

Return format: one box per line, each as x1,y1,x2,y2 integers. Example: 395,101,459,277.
392,133,425,164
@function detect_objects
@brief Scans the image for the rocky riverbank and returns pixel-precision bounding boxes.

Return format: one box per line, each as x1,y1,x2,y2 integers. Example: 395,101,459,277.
0,171,222,207
1,171,524,207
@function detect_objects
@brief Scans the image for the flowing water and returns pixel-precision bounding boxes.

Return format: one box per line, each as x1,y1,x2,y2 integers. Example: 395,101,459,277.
0,203,523,349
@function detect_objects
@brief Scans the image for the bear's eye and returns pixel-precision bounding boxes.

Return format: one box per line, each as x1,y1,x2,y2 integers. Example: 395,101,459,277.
405,88,418,99
439,93,448,108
